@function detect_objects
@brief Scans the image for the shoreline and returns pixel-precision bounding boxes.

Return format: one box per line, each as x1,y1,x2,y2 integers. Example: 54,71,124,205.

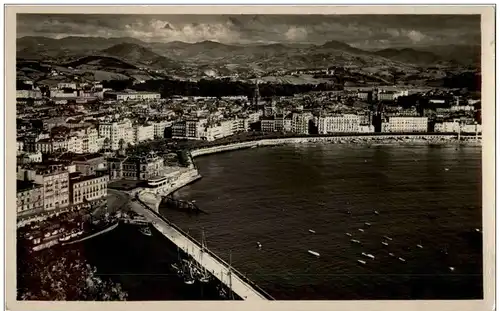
190,134,481,158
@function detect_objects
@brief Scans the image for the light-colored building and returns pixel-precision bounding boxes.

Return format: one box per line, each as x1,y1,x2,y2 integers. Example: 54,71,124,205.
121,154,165,181
317,114,361,134
153,120,173,138
292,113,313,135
69,172,109,205
172,119,207,139
18,166,70,211
385,117,428,133
71,154,108,176
359,125,375,133
19,151,43,164
16,89,42,99
16,180,44,217
98,119,134,150
134,123,155,143
104,91,161,101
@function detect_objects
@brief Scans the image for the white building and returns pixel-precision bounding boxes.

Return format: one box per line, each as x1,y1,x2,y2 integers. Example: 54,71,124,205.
152,120,173,138
98,119,134,150
317,114,361,134
385,117,428,133
292,112,313,135
134,124,155,143
104,91,161,101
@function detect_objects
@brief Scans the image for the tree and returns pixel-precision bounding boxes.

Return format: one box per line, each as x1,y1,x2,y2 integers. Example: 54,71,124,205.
17,247,128,301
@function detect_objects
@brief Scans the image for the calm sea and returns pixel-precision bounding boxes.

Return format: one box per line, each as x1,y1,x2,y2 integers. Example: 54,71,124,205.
160,143,483,300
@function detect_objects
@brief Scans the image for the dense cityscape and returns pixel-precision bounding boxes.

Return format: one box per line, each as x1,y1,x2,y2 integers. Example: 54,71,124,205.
15,13,483,301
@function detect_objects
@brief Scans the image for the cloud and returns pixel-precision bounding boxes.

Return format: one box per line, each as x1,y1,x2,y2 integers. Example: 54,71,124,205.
16,14,481,48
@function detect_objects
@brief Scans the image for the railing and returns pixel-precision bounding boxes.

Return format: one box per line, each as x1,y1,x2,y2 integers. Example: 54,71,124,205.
135,194,275,300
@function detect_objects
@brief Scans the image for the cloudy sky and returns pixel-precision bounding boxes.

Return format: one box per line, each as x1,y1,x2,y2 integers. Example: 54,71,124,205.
17,14,480,49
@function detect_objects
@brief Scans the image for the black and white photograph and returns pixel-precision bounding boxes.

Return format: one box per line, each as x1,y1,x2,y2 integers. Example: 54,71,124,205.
6,5,495,309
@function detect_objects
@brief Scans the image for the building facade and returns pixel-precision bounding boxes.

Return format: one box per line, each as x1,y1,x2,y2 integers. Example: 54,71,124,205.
16,180,44,217
385,117,428,133
317,114,361,134
69,172,109,205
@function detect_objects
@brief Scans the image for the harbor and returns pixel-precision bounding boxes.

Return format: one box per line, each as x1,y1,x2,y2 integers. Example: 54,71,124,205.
131,190,273,301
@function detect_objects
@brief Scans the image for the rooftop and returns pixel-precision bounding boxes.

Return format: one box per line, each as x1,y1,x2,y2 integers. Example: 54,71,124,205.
17,180,42,192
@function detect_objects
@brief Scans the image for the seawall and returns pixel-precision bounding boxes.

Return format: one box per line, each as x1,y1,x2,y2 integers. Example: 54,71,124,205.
190,133,481,158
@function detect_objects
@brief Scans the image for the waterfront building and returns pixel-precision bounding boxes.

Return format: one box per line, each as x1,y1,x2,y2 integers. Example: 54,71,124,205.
18,165,70,211
317,114,361,134
69,172,109,205
385,117,428,133
292,112,313,135
16,180,44,217
172,119,208,140
119,153,165,181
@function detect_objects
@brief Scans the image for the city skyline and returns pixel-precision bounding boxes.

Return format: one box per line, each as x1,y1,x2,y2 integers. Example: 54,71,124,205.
17,14,481,49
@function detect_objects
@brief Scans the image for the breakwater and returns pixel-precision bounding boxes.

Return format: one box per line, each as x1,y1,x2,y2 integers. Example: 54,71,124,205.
130,194,273,300
190,133,480,158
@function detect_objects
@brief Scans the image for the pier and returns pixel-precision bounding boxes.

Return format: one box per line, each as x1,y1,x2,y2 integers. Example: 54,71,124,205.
130,192,272,301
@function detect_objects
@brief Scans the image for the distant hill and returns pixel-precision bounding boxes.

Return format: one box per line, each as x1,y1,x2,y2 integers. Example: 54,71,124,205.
373,48,444,65
101,43,181,69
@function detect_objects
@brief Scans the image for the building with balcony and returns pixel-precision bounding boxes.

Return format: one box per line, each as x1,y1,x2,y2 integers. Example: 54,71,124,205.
317,114,361,134
69,172,109,205
16,180,44,217
384,117,428,133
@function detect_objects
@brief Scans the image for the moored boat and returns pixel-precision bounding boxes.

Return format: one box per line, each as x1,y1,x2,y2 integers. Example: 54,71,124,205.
382,241,389,246
308,250,320,257
308,229,316,234
139,226,152,237
350,239,361,244
357,259,366,265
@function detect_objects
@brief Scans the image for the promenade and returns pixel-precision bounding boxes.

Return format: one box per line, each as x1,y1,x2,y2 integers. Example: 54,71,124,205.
128,197,269,301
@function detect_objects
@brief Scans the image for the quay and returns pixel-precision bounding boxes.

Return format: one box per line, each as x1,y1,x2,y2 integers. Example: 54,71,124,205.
130,191,272,301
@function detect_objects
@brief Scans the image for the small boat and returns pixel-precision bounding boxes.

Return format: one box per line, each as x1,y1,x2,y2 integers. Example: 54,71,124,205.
364,222,371,227
308,229,316,234
345,233,352,237
362,252,375,260
382,241,389,246
475,228,481,233
358,228,364,233
388,252,395,257
139,226,152,237
256,242,262,249
444,168,450,171
417,244,423,249
449,266,455,272
398,257,406,262
357,260,366,265
383,236,393,241
351,239,361,244
374,210,380,215
308,250,320,257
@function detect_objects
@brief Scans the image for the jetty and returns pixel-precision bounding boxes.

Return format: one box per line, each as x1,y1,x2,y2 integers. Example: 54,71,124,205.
131,192,272,301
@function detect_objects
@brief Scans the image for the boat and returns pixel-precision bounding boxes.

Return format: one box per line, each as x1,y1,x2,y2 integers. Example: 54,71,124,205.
350,239,361,244
357,260,366,265
358,228,364,233
383,236,393,241
308,250,320,257
388,252,395,257
417,244,423,249
382,241,389,246
398,257,406,262
308,229,316,234
362,252,375,260
345,233,352,237
444,168,450,171
374,210,380,215
475,228,481,233
449,266,455,272
256,242,262,249
61,220,119,246
139,226,152,237
364,222,371,227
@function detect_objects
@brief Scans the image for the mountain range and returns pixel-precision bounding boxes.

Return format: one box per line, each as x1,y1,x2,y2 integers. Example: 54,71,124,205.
16,35,480,84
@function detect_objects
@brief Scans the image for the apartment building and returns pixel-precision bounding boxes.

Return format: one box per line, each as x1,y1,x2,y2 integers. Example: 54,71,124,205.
98,119,134,150
120,154,165,181
133,123,155,143
172,119,207,139
16,180,44,217
71,153,108,176
292,113,313,135
69,172,109,205
152,120,172,138
317,114,361,134
384,117,428,133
